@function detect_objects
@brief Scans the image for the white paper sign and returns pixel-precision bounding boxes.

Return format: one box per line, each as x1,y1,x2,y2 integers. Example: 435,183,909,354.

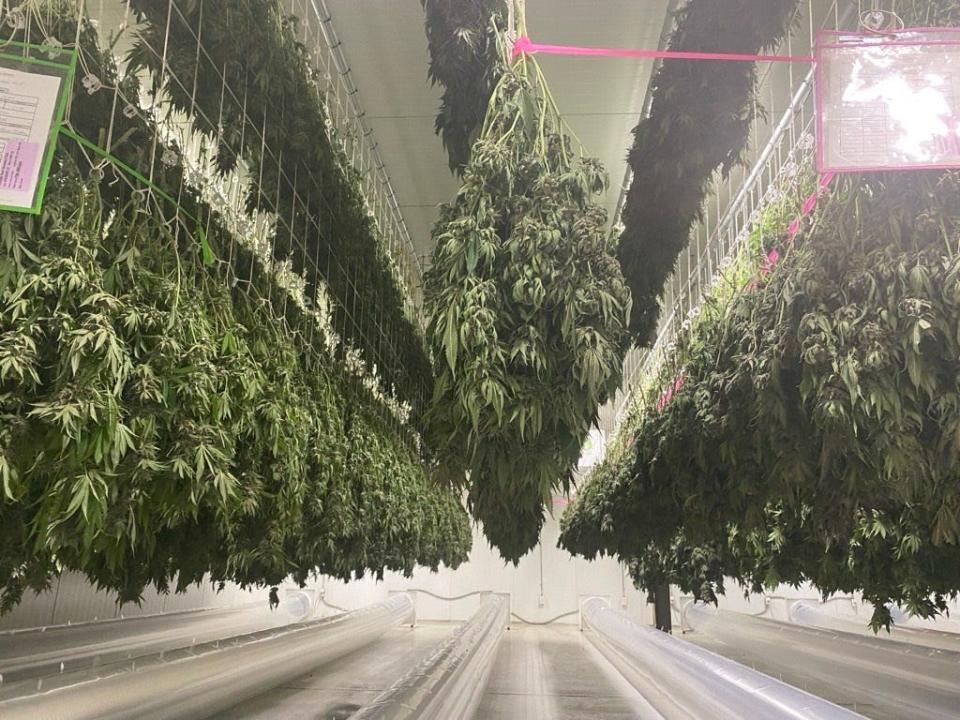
0,66,62,209
816,30,960,173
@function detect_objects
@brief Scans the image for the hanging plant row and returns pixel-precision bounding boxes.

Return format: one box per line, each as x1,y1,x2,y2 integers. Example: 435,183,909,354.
127,0,434,420
423,14,632,562
0,9,470,612
618,0,799,344
420,0,506,174
562,168,960,630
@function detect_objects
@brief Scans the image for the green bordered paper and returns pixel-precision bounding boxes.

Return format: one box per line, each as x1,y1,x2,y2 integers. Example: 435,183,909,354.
0,40,77,215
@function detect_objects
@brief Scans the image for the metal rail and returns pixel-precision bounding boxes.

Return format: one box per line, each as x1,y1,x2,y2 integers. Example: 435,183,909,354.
789,601,960,655
0,597,310,697
310,0,425,309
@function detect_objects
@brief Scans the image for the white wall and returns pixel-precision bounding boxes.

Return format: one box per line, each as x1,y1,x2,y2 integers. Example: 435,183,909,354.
370,508,656,627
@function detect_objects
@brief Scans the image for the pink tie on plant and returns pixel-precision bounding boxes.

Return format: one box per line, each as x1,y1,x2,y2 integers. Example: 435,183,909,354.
511,36,535,59
654,373,685,413
759,247,781,277
755,174,836,285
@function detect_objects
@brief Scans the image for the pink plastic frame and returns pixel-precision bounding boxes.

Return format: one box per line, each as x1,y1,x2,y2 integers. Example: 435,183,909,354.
815,27,960,174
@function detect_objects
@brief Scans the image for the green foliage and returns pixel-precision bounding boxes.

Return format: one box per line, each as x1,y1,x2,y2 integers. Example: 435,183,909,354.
618,0,799,344
127,0,433,418
0,4,470,613
424,29,631,562
0,162,470,612
421,0,506,174
628,538,728,606
562,171,960,630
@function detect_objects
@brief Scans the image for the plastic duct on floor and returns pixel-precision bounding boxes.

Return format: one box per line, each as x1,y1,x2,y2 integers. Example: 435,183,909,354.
0,594,413,720
788,600,960,654
582,598,867,720
684,602,960,720
0,594,312,695
351,593,506,720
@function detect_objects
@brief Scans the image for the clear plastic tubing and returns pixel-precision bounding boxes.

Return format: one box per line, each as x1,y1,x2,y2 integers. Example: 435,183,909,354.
0,594,312,688
789,600,903,632
0,594,413,720
685,602,960,720
582,598,867,720
351,593,507,720
789,600,960,654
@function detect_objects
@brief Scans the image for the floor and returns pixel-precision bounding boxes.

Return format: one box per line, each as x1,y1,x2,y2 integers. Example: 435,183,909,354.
209,623,454,720
210,623,662,720
475,624,661,720
8,606,956,719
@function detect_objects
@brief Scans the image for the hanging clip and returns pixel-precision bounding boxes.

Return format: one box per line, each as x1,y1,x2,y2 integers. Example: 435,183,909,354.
43,36,63,59
81,74,102,95
857,0,905,34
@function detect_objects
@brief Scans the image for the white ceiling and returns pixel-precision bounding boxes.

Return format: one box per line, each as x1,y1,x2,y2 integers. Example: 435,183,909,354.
325,0,673,268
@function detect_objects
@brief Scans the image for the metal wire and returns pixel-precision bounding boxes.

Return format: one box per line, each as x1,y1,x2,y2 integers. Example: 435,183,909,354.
94,0,421,431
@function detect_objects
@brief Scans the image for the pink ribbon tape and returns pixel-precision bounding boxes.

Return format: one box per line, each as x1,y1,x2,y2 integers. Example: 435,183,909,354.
512,36,815,63
788,172,836,239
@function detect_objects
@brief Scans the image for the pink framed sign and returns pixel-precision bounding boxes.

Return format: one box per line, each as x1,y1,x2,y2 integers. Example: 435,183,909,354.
815,28,960,173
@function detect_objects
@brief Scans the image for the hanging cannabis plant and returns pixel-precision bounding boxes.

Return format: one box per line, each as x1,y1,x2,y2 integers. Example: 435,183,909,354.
618,0,799,344
424,20,631,562
128,0,433,419
564,0,960,632
0,161,471,610
563,168,960,630
421,0,506,174
0,6,471,612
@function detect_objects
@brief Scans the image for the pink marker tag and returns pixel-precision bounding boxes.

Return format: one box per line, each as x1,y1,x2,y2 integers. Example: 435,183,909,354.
0,140,41,192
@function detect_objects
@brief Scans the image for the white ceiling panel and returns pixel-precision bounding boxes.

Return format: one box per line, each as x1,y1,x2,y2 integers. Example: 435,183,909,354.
399,205,444,261
324,1,439,116
371,118,458,207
